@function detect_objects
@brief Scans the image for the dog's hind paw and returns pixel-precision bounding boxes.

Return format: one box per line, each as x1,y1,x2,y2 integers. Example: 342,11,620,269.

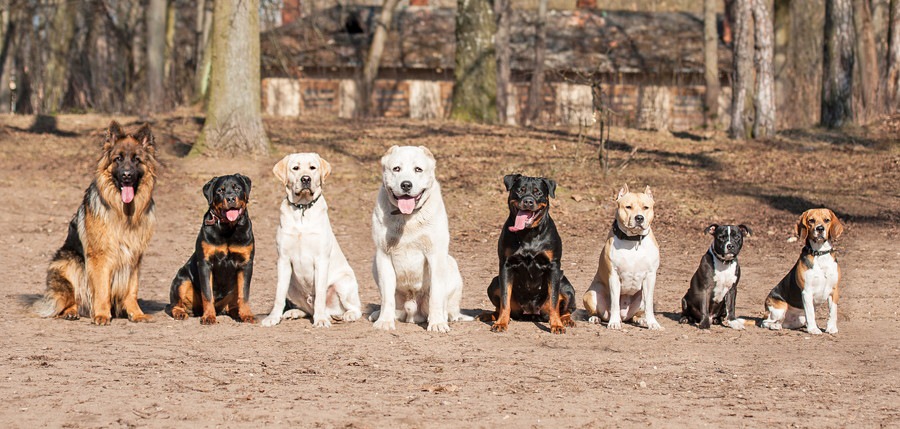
451,313,474,322
588,315,602,325
427,322,451,333
727,319,746,330
283,309,305,319
129,313,153,323
342,309,362,322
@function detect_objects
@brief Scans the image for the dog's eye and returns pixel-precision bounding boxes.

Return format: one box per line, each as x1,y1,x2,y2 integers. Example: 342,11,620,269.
414,167,423,173
392,166,401,172
309,166,316,170
643,206,649,210
115,155,123,162
292,166,300,171
824,218,830,223
625,205,633,209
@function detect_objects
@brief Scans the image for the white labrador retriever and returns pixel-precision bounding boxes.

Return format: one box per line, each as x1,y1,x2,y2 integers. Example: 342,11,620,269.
369,146,473,332
262,153,362,328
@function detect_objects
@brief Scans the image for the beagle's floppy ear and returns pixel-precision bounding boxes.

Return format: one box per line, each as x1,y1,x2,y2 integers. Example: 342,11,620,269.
738,224,752,237
616,184,630,200
202,176,219,205
706,224,718,235
273,155,290,185
317,155,332,183
796,211,810,242
827,209,844,240
503,174,521,191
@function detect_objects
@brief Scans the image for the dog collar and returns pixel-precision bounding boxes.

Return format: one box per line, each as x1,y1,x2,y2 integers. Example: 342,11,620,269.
612,221,644,242
803,245,834,257
708,247,735,264
290,195,320,217
204,211,222,226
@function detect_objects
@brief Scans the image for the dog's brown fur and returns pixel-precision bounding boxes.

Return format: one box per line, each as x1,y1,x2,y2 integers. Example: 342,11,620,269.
36,121,158,325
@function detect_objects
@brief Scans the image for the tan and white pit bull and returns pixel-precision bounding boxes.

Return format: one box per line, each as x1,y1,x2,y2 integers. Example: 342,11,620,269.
583,184,663,330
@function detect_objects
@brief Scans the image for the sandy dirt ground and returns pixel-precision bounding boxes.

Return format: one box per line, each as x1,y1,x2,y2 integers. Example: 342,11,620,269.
0,113,898,428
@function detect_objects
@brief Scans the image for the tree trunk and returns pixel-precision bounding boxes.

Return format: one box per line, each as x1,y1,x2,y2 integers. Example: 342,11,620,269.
525,0,548,126
752,0,775,138
195,0,269,156
0,1,14,113
451,0,497,124
359,0,400,117
495,0,511,124
821,0,854,128
703,0,720,128
164,0,176,96
888,0,900,111
729,0,753,139
853,0,880,124
42,0,77,113
193,0,213,104
146,0,167,113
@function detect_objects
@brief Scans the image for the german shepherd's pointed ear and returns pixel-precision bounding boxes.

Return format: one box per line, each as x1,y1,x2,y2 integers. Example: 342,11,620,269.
738,224,752,237
706,224,719,235
273,155,289,185
827,209,844,240
317,155,332,183
133,123,155,149
796,210,810,242
104,121,124,150
503,174,521,191
616,183,630,200
235,174,252,196
542,178,557,198
203,177,219,205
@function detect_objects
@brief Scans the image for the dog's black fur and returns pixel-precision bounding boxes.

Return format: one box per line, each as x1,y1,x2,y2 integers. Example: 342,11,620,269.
169,174,256,325
483,174,576,334
680,224,750,329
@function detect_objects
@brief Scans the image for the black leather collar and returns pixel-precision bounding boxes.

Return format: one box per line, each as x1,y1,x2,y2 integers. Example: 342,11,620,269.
612,221,644,242
290,195,320,217
204,210,220,226
708,247,735,264
803,245,834,257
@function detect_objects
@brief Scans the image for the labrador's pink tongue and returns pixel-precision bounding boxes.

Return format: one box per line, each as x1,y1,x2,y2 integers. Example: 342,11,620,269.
121,186,134,204
226,209,241,222
509,210,530,232
397,196,416,215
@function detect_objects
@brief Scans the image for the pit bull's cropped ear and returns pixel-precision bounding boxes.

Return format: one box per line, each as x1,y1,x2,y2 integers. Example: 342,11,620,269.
418,146,435,161
827,210,844,239
738,224,752,237
706,224,718,235
236,174,252,196
796,211,810,242
273,155,289,185
133,123,155,149
644,185,653,199
503,174,521,191
104,121,124,150
202,177,219,205
543,178,557,198
616,184,629,200
318,155,332,183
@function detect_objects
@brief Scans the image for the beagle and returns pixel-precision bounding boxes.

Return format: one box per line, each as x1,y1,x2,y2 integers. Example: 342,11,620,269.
762,209,844,335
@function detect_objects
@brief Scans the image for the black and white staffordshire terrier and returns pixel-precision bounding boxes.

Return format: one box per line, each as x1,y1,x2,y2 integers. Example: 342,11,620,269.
680,224,751,330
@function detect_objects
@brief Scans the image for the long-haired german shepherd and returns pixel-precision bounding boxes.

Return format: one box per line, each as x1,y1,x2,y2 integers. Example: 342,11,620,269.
36,121,158,325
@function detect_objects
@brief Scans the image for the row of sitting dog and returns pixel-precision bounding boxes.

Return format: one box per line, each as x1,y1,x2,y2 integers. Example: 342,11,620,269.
37,123,845,336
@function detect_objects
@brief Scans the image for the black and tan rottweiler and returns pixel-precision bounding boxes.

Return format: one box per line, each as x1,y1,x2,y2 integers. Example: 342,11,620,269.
482,174,576,334
170,174,255,325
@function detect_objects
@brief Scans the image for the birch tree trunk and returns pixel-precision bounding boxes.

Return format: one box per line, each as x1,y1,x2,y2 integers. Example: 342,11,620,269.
524,0,548,126
193,0,213,104
752,0,775,138
495,0,511,124
729,0,753,139
821,0,855,128
195,0,269,156
360,0,401,117
146,0,167,113
703,0,720,127
888,0,900,111
451,0,497,123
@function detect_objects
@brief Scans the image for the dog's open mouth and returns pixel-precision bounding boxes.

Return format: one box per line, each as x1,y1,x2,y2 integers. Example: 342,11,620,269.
120,184,135,204
509,209,538,232
393,192,422,215
224,208,243,222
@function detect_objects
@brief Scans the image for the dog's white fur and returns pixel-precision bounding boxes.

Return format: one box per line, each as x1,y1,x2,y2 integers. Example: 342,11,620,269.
262,153,362,328
369,145,473,332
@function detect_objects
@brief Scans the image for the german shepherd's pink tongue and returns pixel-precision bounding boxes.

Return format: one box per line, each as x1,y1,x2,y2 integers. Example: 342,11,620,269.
225,209,242,222
396,196,416,215
121,186,135,204
509,210,533,232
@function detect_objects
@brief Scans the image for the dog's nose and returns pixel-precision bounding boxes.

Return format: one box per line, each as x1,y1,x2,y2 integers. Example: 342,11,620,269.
121,171,133,181
300,175,311,186
226,196,236,203
635,215,645,224
725,243,735,251
815,225,825,232
400,181,413,193
521,197,536,210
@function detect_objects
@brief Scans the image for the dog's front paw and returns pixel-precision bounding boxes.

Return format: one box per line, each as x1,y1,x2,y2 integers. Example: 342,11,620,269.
312,317,332,328
200,314,217,325
427,322,451,333
373,319,396,331
261,314,282,327
490,321,508,333
60,307,80,320
561,314,576,328
550,324,567,334
607,319,623,330
171,307,188,321
646,320,664,331
92,315,111,326
825,324,838,334
807,326,823,335
239,314,256,324
283,309,305,319
588,315,602,325
727,319,746,330
342,309,362,322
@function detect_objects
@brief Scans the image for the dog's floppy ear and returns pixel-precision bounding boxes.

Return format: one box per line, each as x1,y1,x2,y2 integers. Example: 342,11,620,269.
236,174,252,196
543,178,557,198
503,174,521,191
643,185,653,199
706,224,718,235
381,145,400,168
202,177,219,205
616,183,630,200
827,209,843,240
796,211,810,242
738,224,752,237
273,155,290,185
317,155,332,183
418,146,435,161
133,123,155,149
